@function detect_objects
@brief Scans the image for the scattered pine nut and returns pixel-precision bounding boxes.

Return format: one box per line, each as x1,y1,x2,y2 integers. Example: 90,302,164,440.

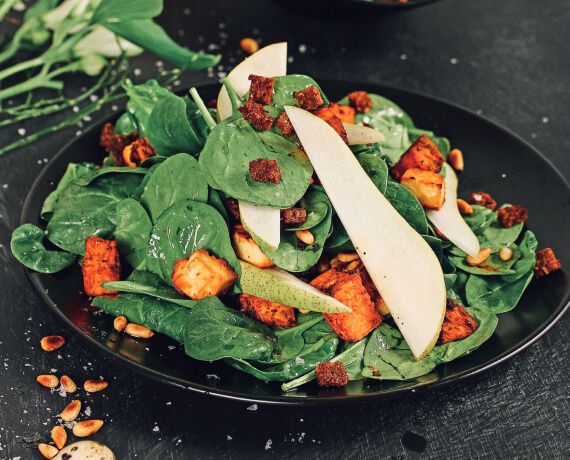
37,375,59,388
84,380,108,393
72,420,104,438
346,260,363,271
449,149,464,171
61,400,81,422
297,308,311,314
240,38,259,54
316,255,330,274
60,375,77,393
51,425,67,450
499,247,513,261
40,335,65,352
466,247,492,266
295,229,314,245
125,323,154,339
113,316,127,332
337,252,359,263
38,443,58,459
457,199,473,215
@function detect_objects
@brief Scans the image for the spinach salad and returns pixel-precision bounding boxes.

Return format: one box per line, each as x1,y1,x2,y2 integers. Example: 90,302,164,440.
11,70,542,392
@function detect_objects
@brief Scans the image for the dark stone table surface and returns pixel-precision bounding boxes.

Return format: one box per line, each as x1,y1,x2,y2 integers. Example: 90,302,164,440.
0,1,568,458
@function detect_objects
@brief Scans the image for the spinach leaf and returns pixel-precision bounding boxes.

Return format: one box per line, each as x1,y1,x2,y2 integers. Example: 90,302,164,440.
325,214,351,249
356,152,389,194
10,224,75,273
268,75,329,109
283,190,329,231
274,313,326,360
114,112,138,135
477,205,525,252
183,296,276,361
114,198,152,270
124,79,173,137
384,181,428,235
101,280,196,309
448,242,521,276
145,201,240,291
73,167,147,187
140,153,209,223
502,231,537,283
92,0,163,23
92,292,189,342
207,188,230,228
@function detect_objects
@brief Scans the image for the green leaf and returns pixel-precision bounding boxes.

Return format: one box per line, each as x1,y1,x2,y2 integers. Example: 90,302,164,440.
384,181,428,235
356,152,389,194
114,198,152,269
10,224,75,274
449,242,521,276
124,79,173,137
501,231,537,283
465,271,534,314
92,0,163,23
101,280,196,309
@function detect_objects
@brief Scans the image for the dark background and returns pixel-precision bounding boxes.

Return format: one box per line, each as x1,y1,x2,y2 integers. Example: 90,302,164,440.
0,0,568,458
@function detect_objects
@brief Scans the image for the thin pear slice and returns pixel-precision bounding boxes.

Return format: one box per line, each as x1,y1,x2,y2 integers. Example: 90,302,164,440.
343,123,385,145
217,42,287,121
239,201,281,252
285,106,446,360
239,261,351,313
426,163,480,257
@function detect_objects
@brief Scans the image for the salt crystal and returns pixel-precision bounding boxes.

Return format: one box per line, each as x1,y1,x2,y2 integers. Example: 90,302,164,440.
265,439,272,450
247,404,258,411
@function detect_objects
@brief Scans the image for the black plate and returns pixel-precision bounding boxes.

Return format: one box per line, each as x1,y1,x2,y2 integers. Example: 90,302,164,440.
273,0,442,17
21,81,570,405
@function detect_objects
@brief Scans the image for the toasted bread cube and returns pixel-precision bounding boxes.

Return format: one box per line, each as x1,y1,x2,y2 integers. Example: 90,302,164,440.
468,191,497,211
400,168,446,210
231,224,274,268
534,248,561,279
347,91,373,113
315,361,349,387
171,249,238,300
293,85,324,111
328,102,355,124
310,268,382,342
238,294,296,327
390,135,445,181
82,237,121,296
437,298,478,344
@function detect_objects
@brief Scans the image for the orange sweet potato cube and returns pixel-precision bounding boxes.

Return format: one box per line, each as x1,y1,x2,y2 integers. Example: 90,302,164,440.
400,168,446,210
82,237,121,296
390,135,445,181
310,268,382,342
328,102,356,124
436,298,478,344
238,294,297,327
171,249,238,300
312,106,349,144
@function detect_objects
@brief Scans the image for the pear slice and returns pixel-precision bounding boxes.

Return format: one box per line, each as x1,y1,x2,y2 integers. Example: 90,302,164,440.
239,260,351,313
343,123,386,145
239,201,281,252
285,106,446,360
217,42,287,121
426,163,480,257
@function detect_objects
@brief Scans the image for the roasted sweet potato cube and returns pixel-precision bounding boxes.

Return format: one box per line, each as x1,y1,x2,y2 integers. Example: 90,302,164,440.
390,135,445,181
312,107,349,144
310,268,382,342
82,237,120,296
328,102,355,124
171,249,238,300
437,298,478,344
238,294,296,327
400,168,446,210
231,224,274,268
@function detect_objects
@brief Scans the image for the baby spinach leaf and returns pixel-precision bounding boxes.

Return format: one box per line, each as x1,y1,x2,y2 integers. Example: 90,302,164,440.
477,204,524,253
283,191,329,232
356,153,389,194
449,243,521,276
92,292,189,343
502,231,537,283
114,198,152,270
207,188,230,227
140,153,209,223
130,163,160,200
325,214,351,249
10,224,75,273
274,313,325,360
124,79,173,137
145,201,240,291
114,112,138,135
101,280,196,309
73,167,147,187
384,181,428,235
92,0,163,23
465,271,534,314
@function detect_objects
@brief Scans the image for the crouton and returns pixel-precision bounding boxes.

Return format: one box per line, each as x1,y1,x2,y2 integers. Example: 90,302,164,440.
400,168,446,210
102,129,140,166
293,85,324,111
467,191,496,211
122,137,157,167
390,135,445,181
359,268,390,317
238,293,296,327
275,111,295,137
312,107,349,144
315,361,349,387
534,248,561,279
248,74,275,106
171,249,238,300
328,102,355,124
231,224,275,268
310,268,382,342
82,237,120,296
436,298,478,344
347,91,373,113
100,123,115,149
238,101,274,131
249,158,282,184
497,205,528,228
281,207,307,225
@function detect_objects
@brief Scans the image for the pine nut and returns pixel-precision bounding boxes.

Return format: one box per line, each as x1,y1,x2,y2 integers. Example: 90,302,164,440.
60,375,77,393
125,323,154,339
113,316,127,332
61,400,81,422
449,149,464,171
40,335,65,352
457,199,473,215
295,229,314,245
346,260,362,271
316,255,330,274
84,380,108,393
240,38,259,54
337,252,359,263
499,247,513,261
466,247,492,266
38,443,58,459
37,375,59,388
297,308,311,314
72,420,104,437
51,426,66,450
